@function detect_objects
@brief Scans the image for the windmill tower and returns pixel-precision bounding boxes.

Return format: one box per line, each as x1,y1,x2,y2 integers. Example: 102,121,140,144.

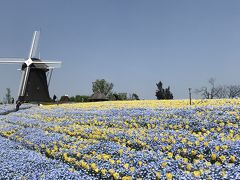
0,31,62,103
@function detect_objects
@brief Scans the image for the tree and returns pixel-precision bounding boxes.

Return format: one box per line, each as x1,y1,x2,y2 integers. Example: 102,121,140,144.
110,93,127,100
195,78,218,99
214,85,228,99
165,86,173,99
75,95,90,102
227,85,240,98
5,88,12,104
117,93,128,100
92,79,114,96
132,93,140,100
196,78,240,99
155,81,173,100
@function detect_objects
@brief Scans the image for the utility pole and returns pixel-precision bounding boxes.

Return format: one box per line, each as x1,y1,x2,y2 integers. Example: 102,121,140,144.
188,88,192,105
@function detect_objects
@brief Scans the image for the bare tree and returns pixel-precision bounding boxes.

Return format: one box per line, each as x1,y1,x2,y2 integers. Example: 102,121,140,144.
196,78,240,99
227,85,240,98
195,78,216,99
195,87,210,99
214,85,228,99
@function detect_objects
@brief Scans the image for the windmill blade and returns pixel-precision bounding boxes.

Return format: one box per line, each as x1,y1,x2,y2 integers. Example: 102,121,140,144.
28,31,40,59
18,66,30,98
32,61,62,68
0,58,25,64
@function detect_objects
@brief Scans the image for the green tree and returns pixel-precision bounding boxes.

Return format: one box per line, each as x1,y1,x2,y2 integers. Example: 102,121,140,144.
92,79,114,96
165,86,173,99
75,95,89,102
132,93,140,100
118,93,128,100
69,96,75,102
156,81,173,100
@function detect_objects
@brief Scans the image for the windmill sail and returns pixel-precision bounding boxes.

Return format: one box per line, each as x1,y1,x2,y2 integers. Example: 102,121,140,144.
0,58,25,64
32,60,62,69
28,31,40,59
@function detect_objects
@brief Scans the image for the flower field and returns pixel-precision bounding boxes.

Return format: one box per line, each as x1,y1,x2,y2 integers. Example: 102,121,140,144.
0,99,239,179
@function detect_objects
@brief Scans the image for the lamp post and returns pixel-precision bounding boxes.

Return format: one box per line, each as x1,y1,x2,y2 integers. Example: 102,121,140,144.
188,88,192,105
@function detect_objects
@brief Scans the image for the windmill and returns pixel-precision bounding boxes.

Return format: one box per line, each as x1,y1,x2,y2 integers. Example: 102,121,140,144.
0,31,62,103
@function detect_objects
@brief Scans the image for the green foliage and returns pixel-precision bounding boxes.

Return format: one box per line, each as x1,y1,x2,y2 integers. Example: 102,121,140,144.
69,95,90,102
155,81,173,100
92,79,114,96
69,96,75,102
75,95,90,102
117,93,128,100
132,93,140,100
110,93,135,100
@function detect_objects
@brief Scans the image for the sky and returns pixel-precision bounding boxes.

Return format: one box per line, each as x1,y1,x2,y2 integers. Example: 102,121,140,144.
0,0,240,100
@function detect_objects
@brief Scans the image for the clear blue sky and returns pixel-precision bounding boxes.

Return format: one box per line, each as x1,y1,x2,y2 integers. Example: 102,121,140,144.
0,0,240,100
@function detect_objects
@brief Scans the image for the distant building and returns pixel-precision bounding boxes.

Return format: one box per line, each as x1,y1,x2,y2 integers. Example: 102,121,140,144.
60,95,70,102
89,93,108,102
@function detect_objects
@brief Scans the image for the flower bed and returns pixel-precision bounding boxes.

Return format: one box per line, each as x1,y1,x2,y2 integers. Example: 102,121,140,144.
0,99,239,179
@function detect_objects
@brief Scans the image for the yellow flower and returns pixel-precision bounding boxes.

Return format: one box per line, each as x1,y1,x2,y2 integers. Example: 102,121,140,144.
230,155,236,163
191,150,197,156
109,169,115,175
175,154,181,160
76,152,81,158
222,145,228,150
130,167,135,172
199,136,204,141
211,153,217,161
167,152,173,158
221,170,226,177
96,154,101,160
195,141,200,146
101,169,107,175
155,172,161,179
119,149,123,155
215,145,220,151
183,158,188,163
122,176,132,180
219,155,226,162
166,173,173,180
204,141,209,147
113,172,120,180
193,159,199,164
198,154,204,160
186,164,192,171
123,163,129,169
161,162,167,168
45,148,51,156
138,161,143,166
91,163,97,169
205,161,211,166
193,171,201,177
109,159,115,164
116,159,121,164
94,167,99,173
